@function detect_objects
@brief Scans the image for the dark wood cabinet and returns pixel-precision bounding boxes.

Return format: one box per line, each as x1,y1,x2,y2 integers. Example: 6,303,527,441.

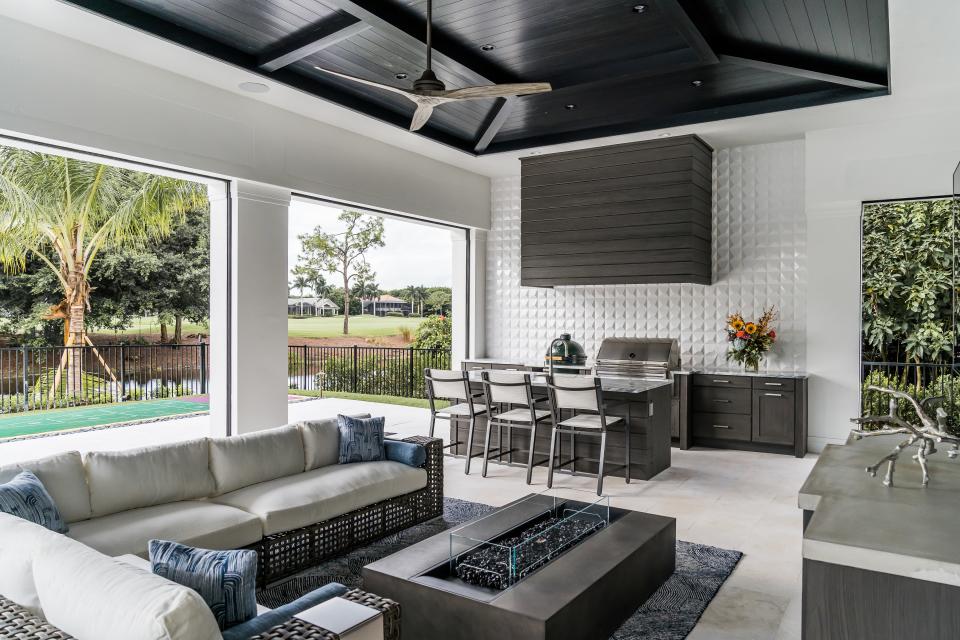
752,390,796,445
685,373,807,457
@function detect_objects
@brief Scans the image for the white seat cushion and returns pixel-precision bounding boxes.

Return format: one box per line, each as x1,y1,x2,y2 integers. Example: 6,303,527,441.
84,438,215,517
557,414,622,430
0,512,67,616
68,501,263,558
211,462,428,536
299,413,370,471
0,451,91,523
437,402,487,416
209,425,306,495
492,408,550,423
32,529,221,640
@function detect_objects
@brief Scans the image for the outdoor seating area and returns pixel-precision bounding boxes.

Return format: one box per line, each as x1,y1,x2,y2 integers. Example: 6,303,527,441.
2,1,960,638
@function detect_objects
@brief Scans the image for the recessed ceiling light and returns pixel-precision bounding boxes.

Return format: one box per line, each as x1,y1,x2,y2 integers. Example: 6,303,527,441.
691,80,703,87
238,81,269,93
480,44,496,51
395,72,408,80
564,103,577,110
632,4,647,13
658,133,671,138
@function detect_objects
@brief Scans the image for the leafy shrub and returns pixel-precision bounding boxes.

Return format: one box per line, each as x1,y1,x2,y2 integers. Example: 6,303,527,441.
317,350,449,398
385,311,405,317
399,326,412,342
413,315,452,350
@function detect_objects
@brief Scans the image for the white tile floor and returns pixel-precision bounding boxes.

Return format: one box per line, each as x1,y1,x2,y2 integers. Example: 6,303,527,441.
0,398,815,638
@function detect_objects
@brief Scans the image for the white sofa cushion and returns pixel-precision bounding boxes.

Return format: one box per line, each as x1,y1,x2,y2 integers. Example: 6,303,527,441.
210,461,428,536
84,438,215,517
0,451,91,523
0,512,67,616
300,413,370,471
32,531,221,640
68,500,263,558
209,425,305,495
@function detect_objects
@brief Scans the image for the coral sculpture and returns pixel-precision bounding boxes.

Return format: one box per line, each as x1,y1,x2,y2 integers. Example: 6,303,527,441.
850,385,960,487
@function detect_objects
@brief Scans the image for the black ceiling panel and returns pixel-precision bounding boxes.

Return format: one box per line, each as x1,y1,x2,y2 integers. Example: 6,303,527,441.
60,0,891,155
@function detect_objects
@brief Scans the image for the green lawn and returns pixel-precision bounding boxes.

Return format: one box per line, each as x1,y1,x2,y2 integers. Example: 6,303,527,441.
292,389,447,409
103,314,425,340
286,315,426,339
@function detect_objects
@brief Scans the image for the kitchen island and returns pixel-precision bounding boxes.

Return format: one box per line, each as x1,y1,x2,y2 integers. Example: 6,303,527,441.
451,368,673,481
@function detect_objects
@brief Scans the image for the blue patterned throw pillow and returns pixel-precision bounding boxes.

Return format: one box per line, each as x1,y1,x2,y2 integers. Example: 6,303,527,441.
149,540,257,630
0,470,68,533
337,414,385,464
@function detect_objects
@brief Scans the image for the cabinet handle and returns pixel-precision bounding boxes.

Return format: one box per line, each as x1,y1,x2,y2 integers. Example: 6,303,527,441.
712,379,730,383
764,393,783,397
713,424,731,429
764,382,783,386
712,399,731,403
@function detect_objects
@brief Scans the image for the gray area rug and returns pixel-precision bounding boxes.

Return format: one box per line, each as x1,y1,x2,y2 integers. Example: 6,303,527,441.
259,498,742,639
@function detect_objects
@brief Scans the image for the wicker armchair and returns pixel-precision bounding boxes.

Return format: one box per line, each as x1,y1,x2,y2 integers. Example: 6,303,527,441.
0,589,399,640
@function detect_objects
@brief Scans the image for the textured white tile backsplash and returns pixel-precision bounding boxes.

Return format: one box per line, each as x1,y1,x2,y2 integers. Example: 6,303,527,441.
484,140,806,372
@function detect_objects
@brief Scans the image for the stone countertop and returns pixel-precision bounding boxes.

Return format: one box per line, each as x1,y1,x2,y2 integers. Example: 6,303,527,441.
464,357,593,370
800,434,960,587
465,369,672,395
674,369,808,378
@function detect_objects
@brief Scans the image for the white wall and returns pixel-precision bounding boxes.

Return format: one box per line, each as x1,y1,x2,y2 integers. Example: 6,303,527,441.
485,140,807,373
805,111,960,450
0,12,490,230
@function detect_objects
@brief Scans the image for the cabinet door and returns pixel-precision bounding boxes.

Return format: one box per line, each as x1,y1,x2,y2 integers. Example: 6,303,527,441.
752,391,796,445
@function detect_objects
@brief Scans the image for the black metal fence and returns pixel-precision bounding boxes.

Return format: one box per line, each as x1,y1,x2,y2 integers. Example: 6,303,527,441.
0,342,450,415
0,343,207,414
861,361,960,428
288,345,451,398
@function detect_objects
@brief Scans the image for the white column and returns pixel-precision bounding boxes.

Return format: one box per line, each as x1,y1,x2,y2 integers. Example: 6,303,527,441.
207,183,230,437
230,180,291,434
450,228,486,367
469,229,487,360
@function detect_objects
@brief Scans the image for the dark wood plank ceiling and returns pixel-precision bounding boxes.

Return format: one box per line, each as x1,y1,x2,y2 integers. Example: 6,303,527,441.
62,0,890,155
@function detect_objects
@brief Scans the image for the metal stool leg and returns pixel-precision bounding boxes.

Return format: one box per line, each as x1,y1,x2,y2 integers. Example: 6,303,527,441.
624,407,631,484
525,421,538,485
482,418,494,477
597,431,607,496
464,416,477,475
428,413,436,438
546,427,558,489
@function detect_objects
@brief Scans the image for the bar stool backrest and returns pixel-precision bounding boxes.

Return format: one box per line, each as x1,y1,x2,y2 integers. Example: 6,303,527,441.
548,375,602,412
425,368,471,401
481,371,533,406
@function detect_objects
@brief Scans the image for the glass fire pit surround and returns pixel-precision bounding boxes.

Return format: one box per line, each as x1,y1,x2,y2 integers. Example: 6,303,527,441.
449,492,611,591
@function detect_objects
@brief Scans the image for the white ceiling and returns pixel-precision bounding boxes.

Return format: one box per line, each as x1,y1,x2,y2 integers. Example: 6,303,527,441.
3,0,960,177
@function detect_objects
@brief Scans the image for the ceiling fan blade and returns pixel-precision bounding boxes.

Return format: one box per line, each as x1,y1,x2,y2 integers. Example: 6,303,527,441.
409,103,435,131
313,66,414,99
442,82,552,100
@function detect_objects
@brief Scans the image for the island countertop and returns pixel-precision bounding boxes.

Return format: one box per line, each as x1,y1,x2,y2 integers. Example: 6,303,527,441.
465,369,673,395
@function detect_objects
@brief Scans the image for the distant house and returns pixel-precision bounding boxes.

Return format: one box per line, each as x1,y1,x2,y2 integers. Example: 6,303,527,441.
361,294,412,316
288,297,339,316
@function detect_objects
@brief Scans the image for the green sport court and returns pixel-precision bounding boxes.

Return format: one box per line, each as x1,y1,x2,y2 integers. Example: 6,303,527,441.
0,398,209,440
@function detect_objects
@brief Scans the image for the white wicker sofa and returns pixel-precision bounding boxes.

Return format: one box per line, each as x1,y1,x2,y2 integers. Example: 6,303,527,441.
0,416,443,640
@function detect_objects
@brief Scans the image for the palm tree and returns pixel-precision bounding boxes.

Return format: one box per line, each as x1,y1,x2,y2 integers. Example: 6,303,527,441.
0,148,205,399
410,285,428,316
291,273,310,315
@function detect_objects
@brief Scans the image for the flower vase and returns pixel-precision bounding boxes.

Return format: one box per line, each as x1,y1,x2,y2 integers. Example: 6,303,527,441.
744,360,760,373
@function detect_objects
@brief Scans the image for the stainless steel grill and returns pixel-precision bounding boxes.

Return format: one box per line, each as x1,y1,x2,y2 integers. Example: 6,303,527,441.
594,337,680,380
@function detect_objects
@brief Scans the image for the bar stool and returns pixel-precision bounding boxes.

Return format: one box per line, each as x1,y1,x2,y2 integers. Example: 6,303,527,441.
479,371,552,483
424,368,487,474
545,375,629,496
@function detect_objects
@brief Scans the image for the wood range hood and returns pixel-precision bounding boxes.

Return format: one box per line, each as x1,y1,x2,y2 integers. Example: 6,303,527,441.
520,135,713,287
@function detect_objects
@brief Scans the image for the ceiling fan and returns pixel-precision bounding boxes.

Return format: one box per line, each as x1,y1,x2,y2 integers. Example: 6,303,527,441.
313,0,552,132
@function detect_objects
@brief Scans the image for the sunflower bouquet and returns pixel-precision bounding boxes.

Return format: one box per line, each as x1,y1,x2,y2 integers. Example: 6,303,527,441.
725,307,777,371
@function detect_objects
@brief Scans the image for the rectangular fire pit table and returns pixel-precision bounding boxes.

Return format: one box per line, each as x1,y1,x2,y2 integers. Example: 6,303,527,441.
362,492,676,640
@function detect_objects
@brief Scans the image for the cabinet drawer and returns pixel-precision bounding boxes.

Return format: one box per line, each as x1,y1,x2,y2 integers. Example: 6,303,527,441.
692,386,751,414
693,374,752,389
692,413,751,441
752,377,796,392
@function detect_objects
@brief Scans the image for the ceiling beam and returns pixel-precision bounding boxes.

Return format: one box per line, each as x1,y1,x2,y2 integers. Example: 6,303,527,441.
717,52,888,91
321,0,520,85
257,13,371,72
657,0,719,65
474,97,515,153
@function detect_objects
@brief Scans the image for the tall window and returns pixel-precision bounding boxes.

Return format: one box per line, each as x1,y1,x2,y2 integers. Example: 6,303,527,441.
860,198,957,426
